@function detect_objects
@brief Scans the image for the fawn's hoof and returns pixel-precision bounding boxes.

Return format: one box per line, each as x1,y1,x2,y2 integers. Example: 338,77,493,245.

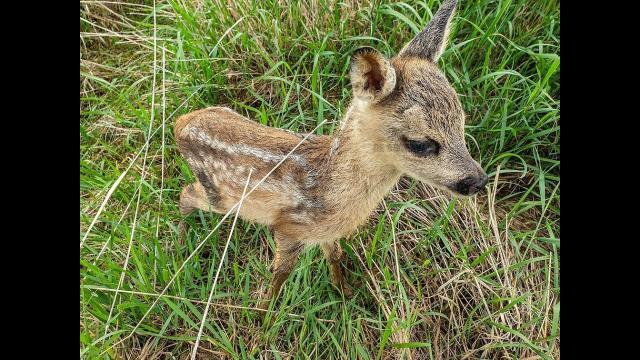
257,300,269,311
257,299,278,326
341,282,353,298
257,299,271,318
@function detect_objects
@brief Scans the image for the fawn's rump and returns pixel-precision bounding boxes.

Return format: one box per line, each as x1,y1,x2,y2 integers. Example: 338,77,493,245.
175,107,328,226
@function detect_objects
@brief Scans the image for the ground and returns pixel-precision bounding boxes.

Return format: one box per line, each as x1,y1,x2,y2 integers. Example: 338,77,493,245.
80,0,560,358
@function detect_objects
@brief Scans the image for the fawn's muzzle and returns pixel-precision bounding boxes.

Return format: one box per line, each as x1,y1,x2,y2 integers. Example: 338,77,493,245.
454,173,488,196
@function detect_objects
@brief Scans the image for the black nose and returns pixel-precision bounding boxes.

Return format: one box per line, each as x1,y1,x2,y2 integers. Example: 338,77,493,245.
456,174,488,195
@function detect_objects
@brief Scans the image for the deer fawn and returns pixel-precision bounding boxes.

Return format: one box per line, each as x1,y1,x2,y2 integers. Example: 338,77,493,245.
174,0,487,310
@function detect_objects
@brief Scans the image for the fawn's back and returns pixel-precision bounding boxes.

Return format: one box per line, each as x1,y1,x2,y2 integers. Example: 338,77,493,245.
174,107,332,227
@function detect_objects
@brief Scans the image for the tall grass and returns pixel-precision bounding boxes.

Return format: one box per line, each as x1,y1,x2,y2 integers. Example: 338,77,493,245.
80,0,559,358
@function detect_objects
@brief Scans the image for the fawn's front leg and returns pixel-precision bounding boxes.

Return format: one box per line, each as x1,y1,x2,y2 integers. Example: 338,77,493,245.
258,234,304,313
321,241,353,298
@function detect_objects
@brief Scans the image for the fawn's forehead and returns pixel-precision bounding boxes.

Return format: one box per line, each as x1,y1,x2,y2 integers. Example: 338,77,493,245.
380,57,465,135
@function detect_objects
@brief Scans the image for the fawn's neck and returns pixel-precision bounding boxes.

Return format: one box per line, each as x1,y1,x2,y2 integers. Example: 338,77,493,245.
323,102,402,222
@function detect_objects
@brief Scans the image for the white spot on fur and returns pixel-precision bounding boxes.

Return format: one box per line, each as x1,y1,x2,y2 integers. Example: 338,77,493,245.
188,127,309,167
186,126,318,209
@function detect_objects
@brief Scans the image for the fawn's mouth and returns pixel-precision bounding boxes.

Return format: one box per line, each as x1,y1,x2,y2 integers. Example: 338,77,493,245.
447,185,482,197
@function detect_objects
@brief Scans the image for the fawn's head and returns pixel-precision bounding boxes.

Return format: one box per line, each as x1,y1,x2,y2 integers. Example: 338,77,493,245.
348,0,487,196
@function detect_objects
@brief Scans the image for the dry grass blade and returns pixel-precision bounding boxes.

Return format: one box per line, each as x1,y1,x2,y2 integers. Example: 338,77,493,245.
153,47,167,288
104,0,158,336
83,286,336,322
191,169,252,360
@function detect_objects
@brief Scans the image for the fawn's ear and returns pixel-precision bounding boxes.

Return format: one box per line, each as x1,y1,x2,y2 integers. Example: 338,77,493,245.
398,0,457,62
350,47,396,103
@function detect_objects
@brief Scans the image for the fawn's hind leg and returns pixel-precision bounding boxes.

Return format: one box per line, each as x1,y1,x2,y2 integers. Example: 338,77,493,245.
177,182,211,242
258,234,304,313
321,241,353,297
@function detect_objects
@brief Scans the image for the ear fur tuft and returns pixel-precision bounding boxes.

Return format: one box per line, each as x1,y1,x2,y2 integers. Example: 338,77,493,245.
350,47,396,103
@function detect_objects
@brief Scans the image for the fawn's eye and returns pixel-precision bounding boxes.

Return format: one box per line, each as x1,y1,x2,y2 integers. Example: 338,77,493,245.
403,137,440,156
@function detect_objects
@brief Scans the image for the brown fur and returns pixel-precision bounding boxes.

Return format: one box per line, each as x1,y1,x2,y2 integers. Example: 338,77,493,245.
174,0,486,308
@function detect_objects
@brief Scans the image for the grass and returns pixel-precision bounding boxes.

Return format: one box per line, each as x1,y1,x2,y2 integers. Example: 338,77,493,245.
80,0,560,358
